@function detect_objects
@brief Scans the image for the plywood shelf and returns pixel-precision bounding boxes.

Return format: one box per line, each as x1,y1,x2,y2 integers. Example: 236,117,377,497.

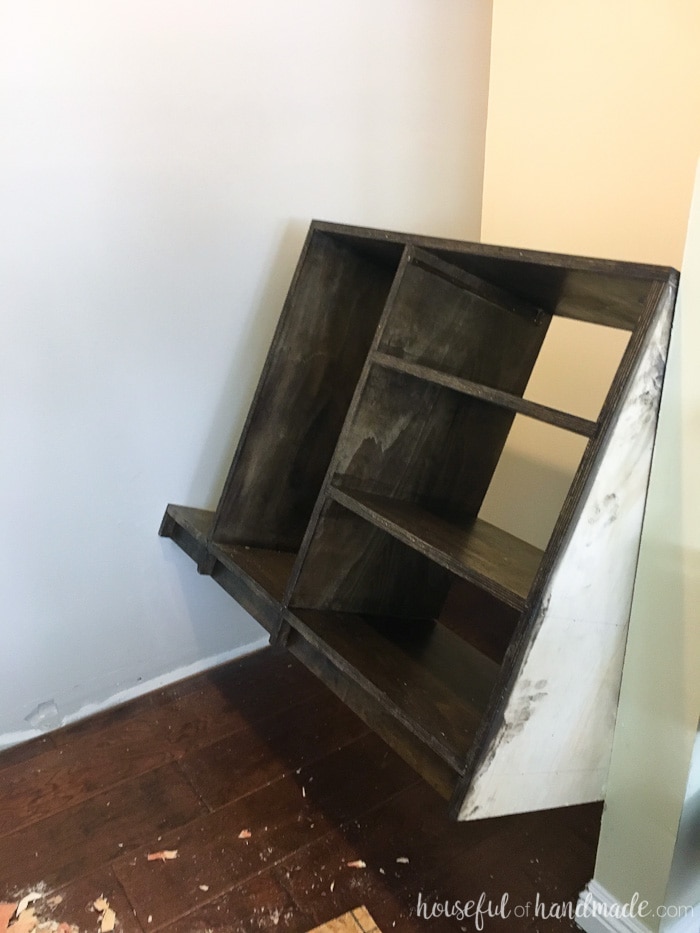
285,608,499,773
159,220,677,820
372,351,598,438
160,504,295,633
328,487,543,610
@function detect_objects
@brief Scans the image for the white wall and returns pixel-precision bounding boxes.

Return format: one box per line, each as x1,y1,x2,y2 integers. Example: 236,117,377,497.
600,164,700,929
0,1,493,745
662,725,700,927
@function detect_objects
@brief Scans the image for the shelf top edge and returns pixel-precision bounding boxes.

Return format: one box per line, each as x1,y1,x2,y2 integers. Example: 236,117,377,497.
308,219,680,282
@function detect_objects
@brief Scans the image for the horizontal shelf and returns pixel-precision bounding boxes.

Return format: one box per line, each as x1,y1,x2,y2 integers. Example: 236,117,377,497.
329,488,543,610
372,351,598,438
285,607,499,773
160,504,296,632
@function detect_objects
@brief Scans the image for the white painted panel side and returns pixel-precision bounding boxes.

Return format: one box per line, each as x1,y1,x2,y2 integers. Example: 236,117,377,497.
459,294,674,820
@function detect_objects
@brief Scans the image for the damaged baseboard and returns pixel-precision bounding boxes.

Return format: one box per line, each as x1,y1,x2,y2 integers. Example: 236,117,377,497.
576,882,653,933
0,634,269,752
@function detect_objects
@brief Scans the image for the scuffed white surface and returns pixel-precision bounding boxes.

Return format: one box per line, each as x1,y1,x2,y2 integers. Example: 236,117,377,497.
460,288,675,820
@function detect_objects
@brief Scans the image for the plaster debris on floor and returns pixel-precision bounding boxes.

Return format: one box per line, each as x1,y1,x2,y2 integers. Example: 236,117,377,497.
146,849,178,862
0,889,117,933
306,905,380,933
93,898,116,933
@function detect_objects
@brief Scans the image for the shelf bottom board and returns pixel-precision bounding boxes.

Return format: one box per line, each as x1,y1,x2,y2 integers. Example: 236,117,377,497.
160,503,501,801
160,504,296,633
285,607,499,775
285,627,460,801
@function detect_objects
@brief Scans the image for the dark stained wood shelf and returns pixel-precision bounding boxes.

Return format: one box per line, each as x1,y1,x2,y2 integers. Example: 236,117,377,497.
160,220,678,820
328,487,543,610
160,504,295,633
285,608,499,773
372,351,598,438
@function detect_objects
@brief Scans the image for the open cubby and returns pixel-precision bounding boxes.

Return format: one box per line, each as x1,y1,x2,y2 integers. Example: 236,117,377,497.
160,221,678,820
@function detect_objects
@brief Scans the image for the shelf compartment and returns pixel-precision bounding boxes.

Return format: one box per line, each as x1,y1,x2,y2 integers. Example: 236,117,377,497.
284,626,460,798
210,229,398,551
521,316,631,422
376,248,549,393
372,351,597,438
330,363,519,525
290,498,453,619
160,504,296,633
329,487,542,611
284,606,500,776
330,363,588,553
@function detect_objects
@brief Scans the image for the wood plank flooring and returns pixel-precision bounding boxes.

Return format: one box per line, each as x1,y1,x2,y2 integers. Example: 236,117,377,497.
0,647,601,931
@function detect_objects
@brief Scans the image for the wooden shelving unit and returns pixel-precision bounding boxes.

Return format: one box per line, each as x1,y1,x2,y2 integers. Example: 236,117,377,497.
160,221,678,819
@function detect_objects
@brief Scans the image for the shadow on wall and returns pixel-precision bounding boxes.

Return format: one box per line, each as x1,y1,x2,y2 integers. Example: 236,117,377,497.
662,718,700,923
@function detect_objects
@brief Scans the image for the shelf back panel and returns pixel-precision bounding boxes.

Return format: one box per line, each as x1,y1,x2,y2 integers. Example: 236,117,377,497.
290,498,452,618
211,231,396,549
332,365,519,524
378,253,549,388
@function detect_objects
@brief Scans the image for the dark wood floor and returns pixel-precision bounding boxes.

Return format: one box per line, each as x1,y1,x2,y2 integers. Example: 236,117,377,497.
0,647,600,932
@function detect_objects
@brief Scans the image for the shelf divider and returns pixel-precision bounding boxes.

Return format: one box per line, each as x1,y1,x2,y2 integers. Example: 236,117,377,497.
372,351,598,437
329,487,543,610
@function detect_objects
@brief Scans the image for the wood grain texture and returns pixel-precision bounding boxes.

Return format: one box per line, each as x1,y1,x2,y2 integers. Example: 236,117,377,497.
448,279,678,817
286,609,499,772
329,364,527,526
0,763,205,893
329,487,543,610
378,251,548,390
306,907,381,933
275,779,602,933
285,630,459,801
32,867,143,933
313,220,677,329
290,499,451,618
0,649,327,840
157,220,679,823
179,690,368,811
160,871,315,932
161,503,295,631
115,733,416,930
211,231,396,550
0,647,602,932
439,579,520,665
373,351,598,437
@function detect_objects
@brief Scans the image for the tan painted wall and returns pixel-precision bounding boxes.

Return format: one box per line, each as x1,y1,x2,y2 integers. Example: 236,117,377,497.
478,0,700,552
482,1,700,266
482,1,700,924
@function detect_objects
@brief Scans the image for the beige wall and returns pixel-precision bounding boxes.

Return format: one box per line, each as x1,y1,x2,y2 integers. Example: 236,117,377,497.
482,0,700,924
479,0,700,548
482,0,700,267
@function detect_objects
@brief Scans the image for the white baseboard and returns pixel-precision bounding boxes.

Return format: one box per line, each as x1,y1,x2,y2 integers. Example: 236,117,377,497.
659,903,700,933
0,635,269,751
577,881,653,933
